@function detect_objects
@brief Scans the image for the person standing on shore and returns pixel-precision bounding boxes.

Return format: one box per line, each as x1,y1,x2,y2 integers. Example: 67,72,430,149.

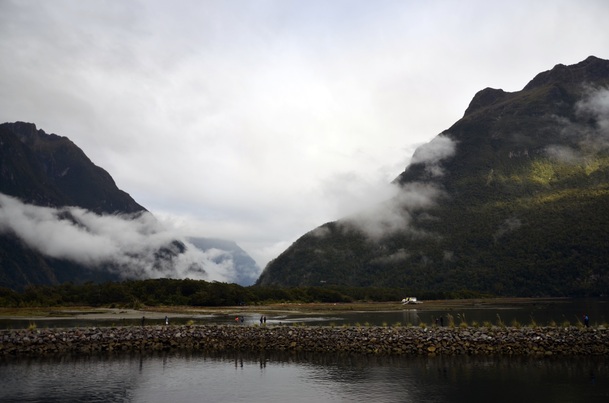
584,314,589,328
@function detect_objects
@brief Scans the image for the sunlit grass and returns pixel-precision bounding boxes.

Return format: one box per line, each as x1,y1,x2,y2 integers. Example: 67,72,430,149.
457,313,468,328
446,314,455,328
496,314,505,328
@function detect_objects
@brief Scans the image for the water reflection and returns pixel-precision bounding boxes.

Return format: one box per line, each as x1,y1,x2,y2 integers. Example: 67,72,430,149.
1,351,607,403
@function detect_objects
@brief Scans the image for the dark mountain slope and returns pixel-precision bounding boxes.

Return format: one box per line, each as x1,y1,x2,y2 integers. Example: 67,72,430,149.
257,56,609,297
0,123,163,289
0,122,145,214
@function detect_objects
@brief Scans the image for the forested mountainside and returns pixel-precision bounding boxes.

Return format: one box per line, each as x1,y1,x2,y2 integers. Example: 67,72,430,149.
256,56,609,297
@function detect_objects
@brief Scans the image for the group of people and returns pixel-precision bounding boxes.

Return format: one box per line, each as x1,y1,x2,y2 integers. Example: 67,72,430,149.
233,315,268,325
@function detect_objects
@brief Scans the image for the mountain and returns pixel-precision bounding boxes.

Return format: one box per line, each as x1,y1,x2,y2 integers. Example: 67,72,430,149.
0,122,257,289
0,122,148,289
256,56,609,297
0,122,146,215
187,237,260,286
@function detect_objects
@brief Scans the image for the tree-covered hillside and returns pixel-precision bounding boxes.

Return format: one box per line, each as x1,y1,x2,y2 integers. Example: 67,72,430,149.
257,56,609,297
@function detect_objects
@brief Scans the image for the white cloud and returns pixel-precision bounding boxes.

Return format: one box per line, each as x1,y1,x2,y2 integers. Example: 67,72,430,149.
547,87,609,161
341,182,445,240
409,135,457,177
575,87,609,144
0,193,240,283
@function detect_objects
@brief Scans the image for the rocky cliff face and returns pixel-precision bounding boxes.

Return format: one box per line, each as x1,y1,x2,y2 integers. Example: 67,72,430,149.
257,56,609,297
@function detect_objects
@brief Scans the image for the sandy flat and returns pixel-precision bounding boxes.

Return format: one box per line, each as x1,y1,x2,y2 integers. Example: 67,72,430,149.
0,298,567,321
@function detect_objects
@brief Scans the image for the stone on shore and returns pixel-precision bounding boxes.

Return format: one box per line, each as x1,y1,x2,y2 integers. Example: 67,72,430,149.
1,325,607,357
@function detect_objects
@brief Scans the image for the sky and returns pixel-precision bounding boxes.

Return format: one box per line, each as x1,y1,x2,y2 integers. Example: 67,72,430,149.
1,0,608,277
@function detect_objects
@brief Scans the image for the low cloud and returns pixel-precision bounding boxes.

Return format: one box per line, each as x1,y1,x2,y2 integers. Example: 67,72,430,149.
370,248,410,265
545,87,609,163
493,217,522,241
337,135,455,240
576,86,609,136
409,135,457,177
0,193,236,283
341,182,444,240
545,144,581,164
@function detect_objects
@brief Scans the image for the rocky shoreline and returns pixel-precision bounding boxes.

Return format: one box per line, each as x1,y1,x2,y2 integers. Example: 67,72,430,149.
1,325,608,357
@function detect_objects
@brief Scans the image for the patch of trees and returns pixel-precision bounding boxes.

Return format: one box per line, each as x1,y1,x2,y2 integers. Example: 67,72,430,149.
0,278,490,308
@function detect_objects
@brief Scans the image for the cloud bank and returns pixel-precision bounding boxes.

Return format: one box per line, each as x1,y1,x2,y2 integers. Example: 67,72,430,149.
548,87,609,161
340,135,456,240
0,193,250,283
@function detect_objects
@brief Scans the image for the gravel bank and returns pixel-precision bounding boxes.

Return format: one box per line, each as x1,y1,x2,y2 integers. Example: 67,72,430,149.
1,325,607,357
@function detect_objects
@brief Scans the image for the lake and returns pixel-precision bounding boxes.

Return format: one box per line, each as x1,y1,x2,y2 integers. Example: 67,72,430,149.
1,351,608,402
1,299,608,402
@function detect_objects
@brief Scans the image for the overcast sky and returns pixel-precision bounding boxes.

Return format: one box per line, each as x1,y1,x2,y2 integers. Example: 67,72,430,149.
1,0,608,271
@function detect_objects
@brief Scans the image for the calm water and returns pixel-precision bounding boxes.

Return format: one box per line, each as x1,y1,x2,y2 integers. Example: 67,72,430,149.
1,299,608,402
1,351,608,402
2,298,607,329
